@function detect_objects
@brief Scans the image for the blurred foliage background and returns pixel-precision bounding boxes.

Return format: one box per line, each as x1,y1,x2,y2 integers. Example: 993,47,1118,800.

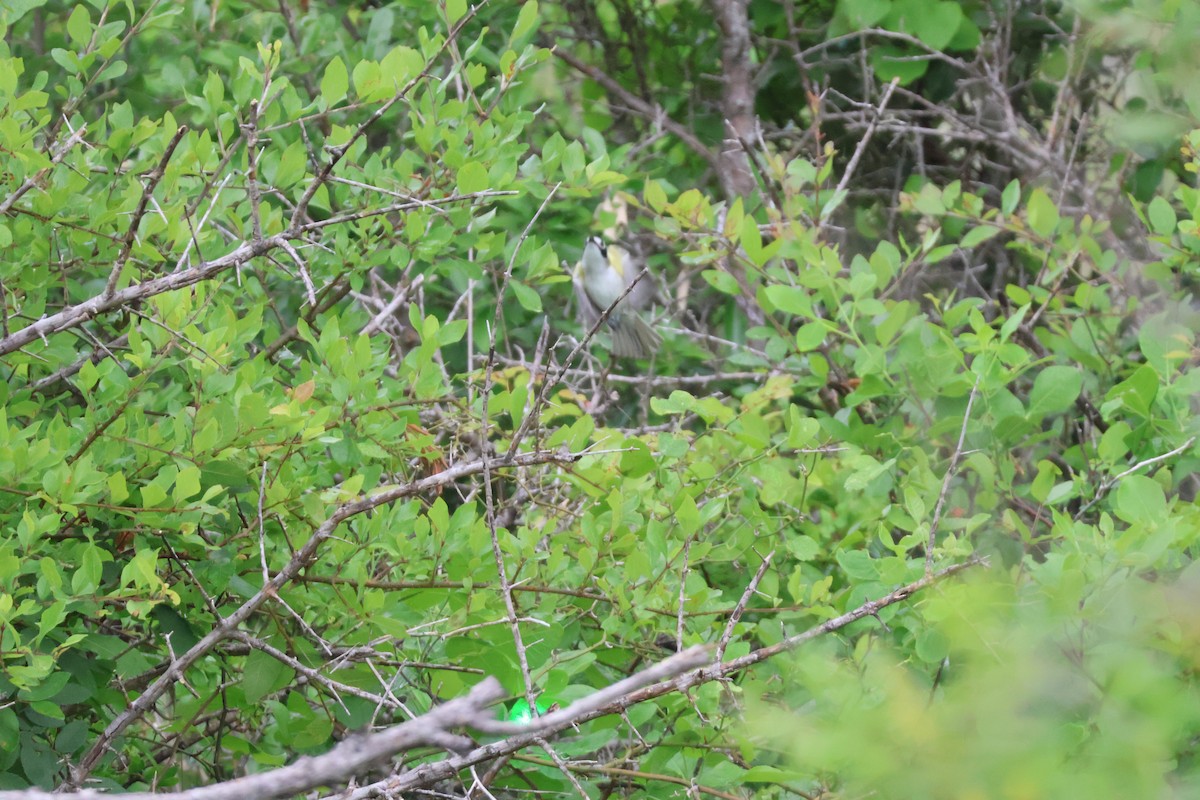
0,0,1197,797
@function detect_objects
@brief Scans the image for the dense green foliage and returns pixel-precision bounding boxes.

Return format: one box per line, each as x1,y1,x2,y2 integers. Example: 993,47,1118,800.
0,0,1197,797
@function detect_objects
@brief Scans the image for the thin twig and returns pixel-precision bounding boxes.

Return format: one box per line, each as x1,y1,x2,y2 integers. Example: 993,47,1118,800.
243,98,265,242
279,238,319,308
534,738,591,800
501,183,562,459
515,756,745,800
477,187,562,725
226,630,392,711
716,550,773,663
1074,437,1196,520
926,373,981,574
0,125,89,216
820,77,899,228
104,125,188,296
361,274,425,335
257,461,270,584
676,537,692,653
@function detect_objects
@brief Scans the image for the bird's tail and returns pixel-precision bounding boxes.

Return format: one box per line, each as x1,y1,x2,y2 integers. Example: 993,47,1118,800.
609,313,662,359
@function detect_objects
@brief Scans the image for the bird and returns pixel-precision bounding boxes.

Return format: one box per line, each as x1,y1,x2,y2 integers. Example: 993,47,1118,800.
574,236,662,359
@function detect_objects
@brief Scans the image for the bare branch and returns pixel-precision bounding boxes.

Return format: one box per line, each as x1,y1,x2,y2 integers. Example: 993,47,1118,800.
10,680,503,800
0,189,507,360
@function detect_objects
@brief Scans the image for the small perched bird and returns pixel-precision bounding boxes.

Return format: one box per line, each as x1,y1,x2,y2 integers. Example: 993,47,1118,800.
575,236,662,359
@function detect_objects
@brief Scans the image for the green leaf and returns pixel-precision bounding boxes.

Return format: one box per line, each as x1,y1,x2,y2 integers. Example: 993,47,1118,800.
763,285,811,317
152,605,201,653
291,713,333,750
380,45,422,87
644,179,667,213
51,48,84,74
174,466,201,503
1105,364,1158,418
948,15,982,50
786,408,820,449
562,141,585,180
510,280,542,312
121,549,160,591
1146,196,1175,235
512,0,539,40
457,161,488,194
1026,189,1059,237
844,455,895,493
29,700,65,721
203,70,224,111
675,493,700,535
914,1,963,50
96,60,127,82
352,59,381,100
870,44,928,83
437,319,468,345
926,244,957,263
1098,422,1132,464
243,648,294,703
702,269,740,295
914,627,950,663
819,188,849,221
1113,474,1166,526
795,322,826,351
913,184,946,216
619,438,655,479
36,601,67,641
960,224,1001,248
839,0,890,28
1028,366,1082,418
624,547,651,582
998,304,1029,343
1001,179,1021,215
445,0,467,25
507,696,550,723
72,544,104,595
67,4,91,47
836,549,879,580
320,56,348,105
273,140,307,189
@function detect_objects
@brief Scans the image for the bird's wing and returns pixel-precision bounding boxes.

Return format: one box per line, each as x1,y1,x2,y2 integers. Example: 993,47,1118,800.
612,244,658,309
572,261,602,329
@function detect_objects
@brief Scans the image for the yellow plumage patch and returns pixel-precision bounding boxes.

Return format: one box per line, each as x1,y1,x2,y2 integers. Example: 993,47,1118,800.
608,245,625,278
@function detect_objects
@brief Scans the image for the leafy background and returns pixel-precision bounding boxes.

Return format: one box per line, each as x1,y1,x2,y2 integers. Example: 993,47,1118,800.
0,0,1198,797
